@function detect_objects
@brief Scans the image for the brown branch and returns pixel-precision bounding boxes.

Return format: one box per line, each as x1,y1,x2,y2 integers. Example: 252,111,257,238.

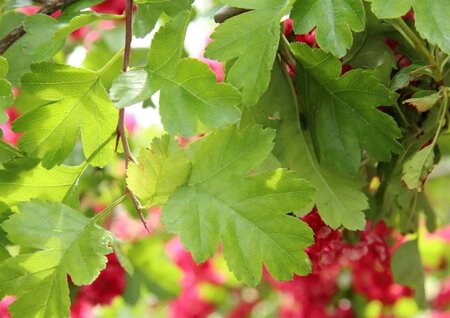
0,0,78,54
116,0,150,233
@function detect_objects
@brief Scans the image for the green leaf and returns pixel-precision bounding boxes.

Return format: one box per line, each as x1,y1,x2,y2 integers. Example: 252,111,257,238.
132,0,193,37
14,63,118,168
127,135,191,208
111,11,241,136
291,0,365,57
367,0,410,18
22,14,65,62
367,0,450,54
391,240,426,308
159,58,241,136
0,201,112,318
162,125,315,285
53,12,123,39
0,141,24,164
127,237,182,299
292,43,402,175
0,158,82,206
241,60,368,230
205,0,293,107
0,56,8,78
402,144,435,191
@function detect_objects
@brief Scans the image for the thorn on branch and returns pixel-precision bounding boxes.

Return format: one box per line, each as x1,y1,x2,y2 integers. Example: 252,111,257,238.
214,6,251,23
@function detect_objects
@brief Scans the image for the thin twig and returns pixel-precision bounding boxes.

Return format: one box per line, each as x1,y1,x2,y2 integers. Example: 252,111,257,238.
116,0,150,233
0,0,78,54
214,6,250,23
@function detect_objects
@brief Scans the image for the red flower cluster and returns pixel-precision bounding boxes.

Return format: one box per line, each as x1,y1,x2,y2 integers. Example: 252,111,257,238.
167,238,223,318
1,107,21,146
71,253,126,318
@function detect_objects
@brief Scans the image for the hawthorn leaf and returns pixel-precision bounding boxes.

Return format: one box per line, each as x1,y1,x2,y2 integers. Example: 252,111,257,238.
159,58,241,136
22,14,65,62
391,240,426,307
0,158,82,206
132,0,193,37
111,11,241,136
162,125,315,286
205,0,293,107
127,135,191,208
292,43,402,175
0,141,24,164
291,0,365,57
367,0,450,54
0,201,112,318
0,56,13,124
403,90,441,112
241,60,367,230
14,63,118,168
110,68,152,108
402,144,435,191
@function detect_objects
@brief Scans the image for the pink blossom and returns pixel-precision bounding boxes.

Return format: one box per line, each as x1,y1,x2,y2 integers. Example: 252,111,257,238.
0,296,15,318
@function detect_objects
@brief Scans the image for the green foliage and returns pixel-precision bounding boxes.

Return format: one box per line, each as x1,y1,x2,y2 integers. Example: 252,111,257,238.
291,0,365,57
162,125,315,285
14,63,118,168
0,56,13,123
205,0,293,107
0,201,112,318
292,43,402,175
0,158,82,206
242,60,368,230
367,0,450,54
127,135,191,208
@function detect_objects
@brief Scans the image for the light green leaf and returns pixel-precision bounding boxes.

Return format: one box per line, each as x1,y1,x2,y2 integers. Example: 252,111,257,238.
0,201,112,318
110,69,152,108
0,141,24,164
242,59,367,230
14,63,118,168
292,43,401,175
0,158,82,206
291,0,365,57
391,240,426,307
0,56,8,78
127,135,191,208
128,237,182,299
402,144,435,191
162,125,315,285
205,0,293,107
367,0,450,54
159,58,241,136
22,14,65,62
132,0,193,37
53,12,123,39
367,0,410,18
111,11,241,136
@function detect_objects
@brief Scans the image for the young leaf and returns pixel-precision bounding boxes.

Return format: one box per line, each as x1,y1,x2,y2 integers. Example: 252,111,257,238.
127,135,191,208
241,60,368,230
162,125,315,285
292,43,402,175
14,63,118,168
0,201,112,318
0,141,24,164
205,0,293,107
291,0,365,57
0,158,82,206
402,144,435,191
367,0,450,54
